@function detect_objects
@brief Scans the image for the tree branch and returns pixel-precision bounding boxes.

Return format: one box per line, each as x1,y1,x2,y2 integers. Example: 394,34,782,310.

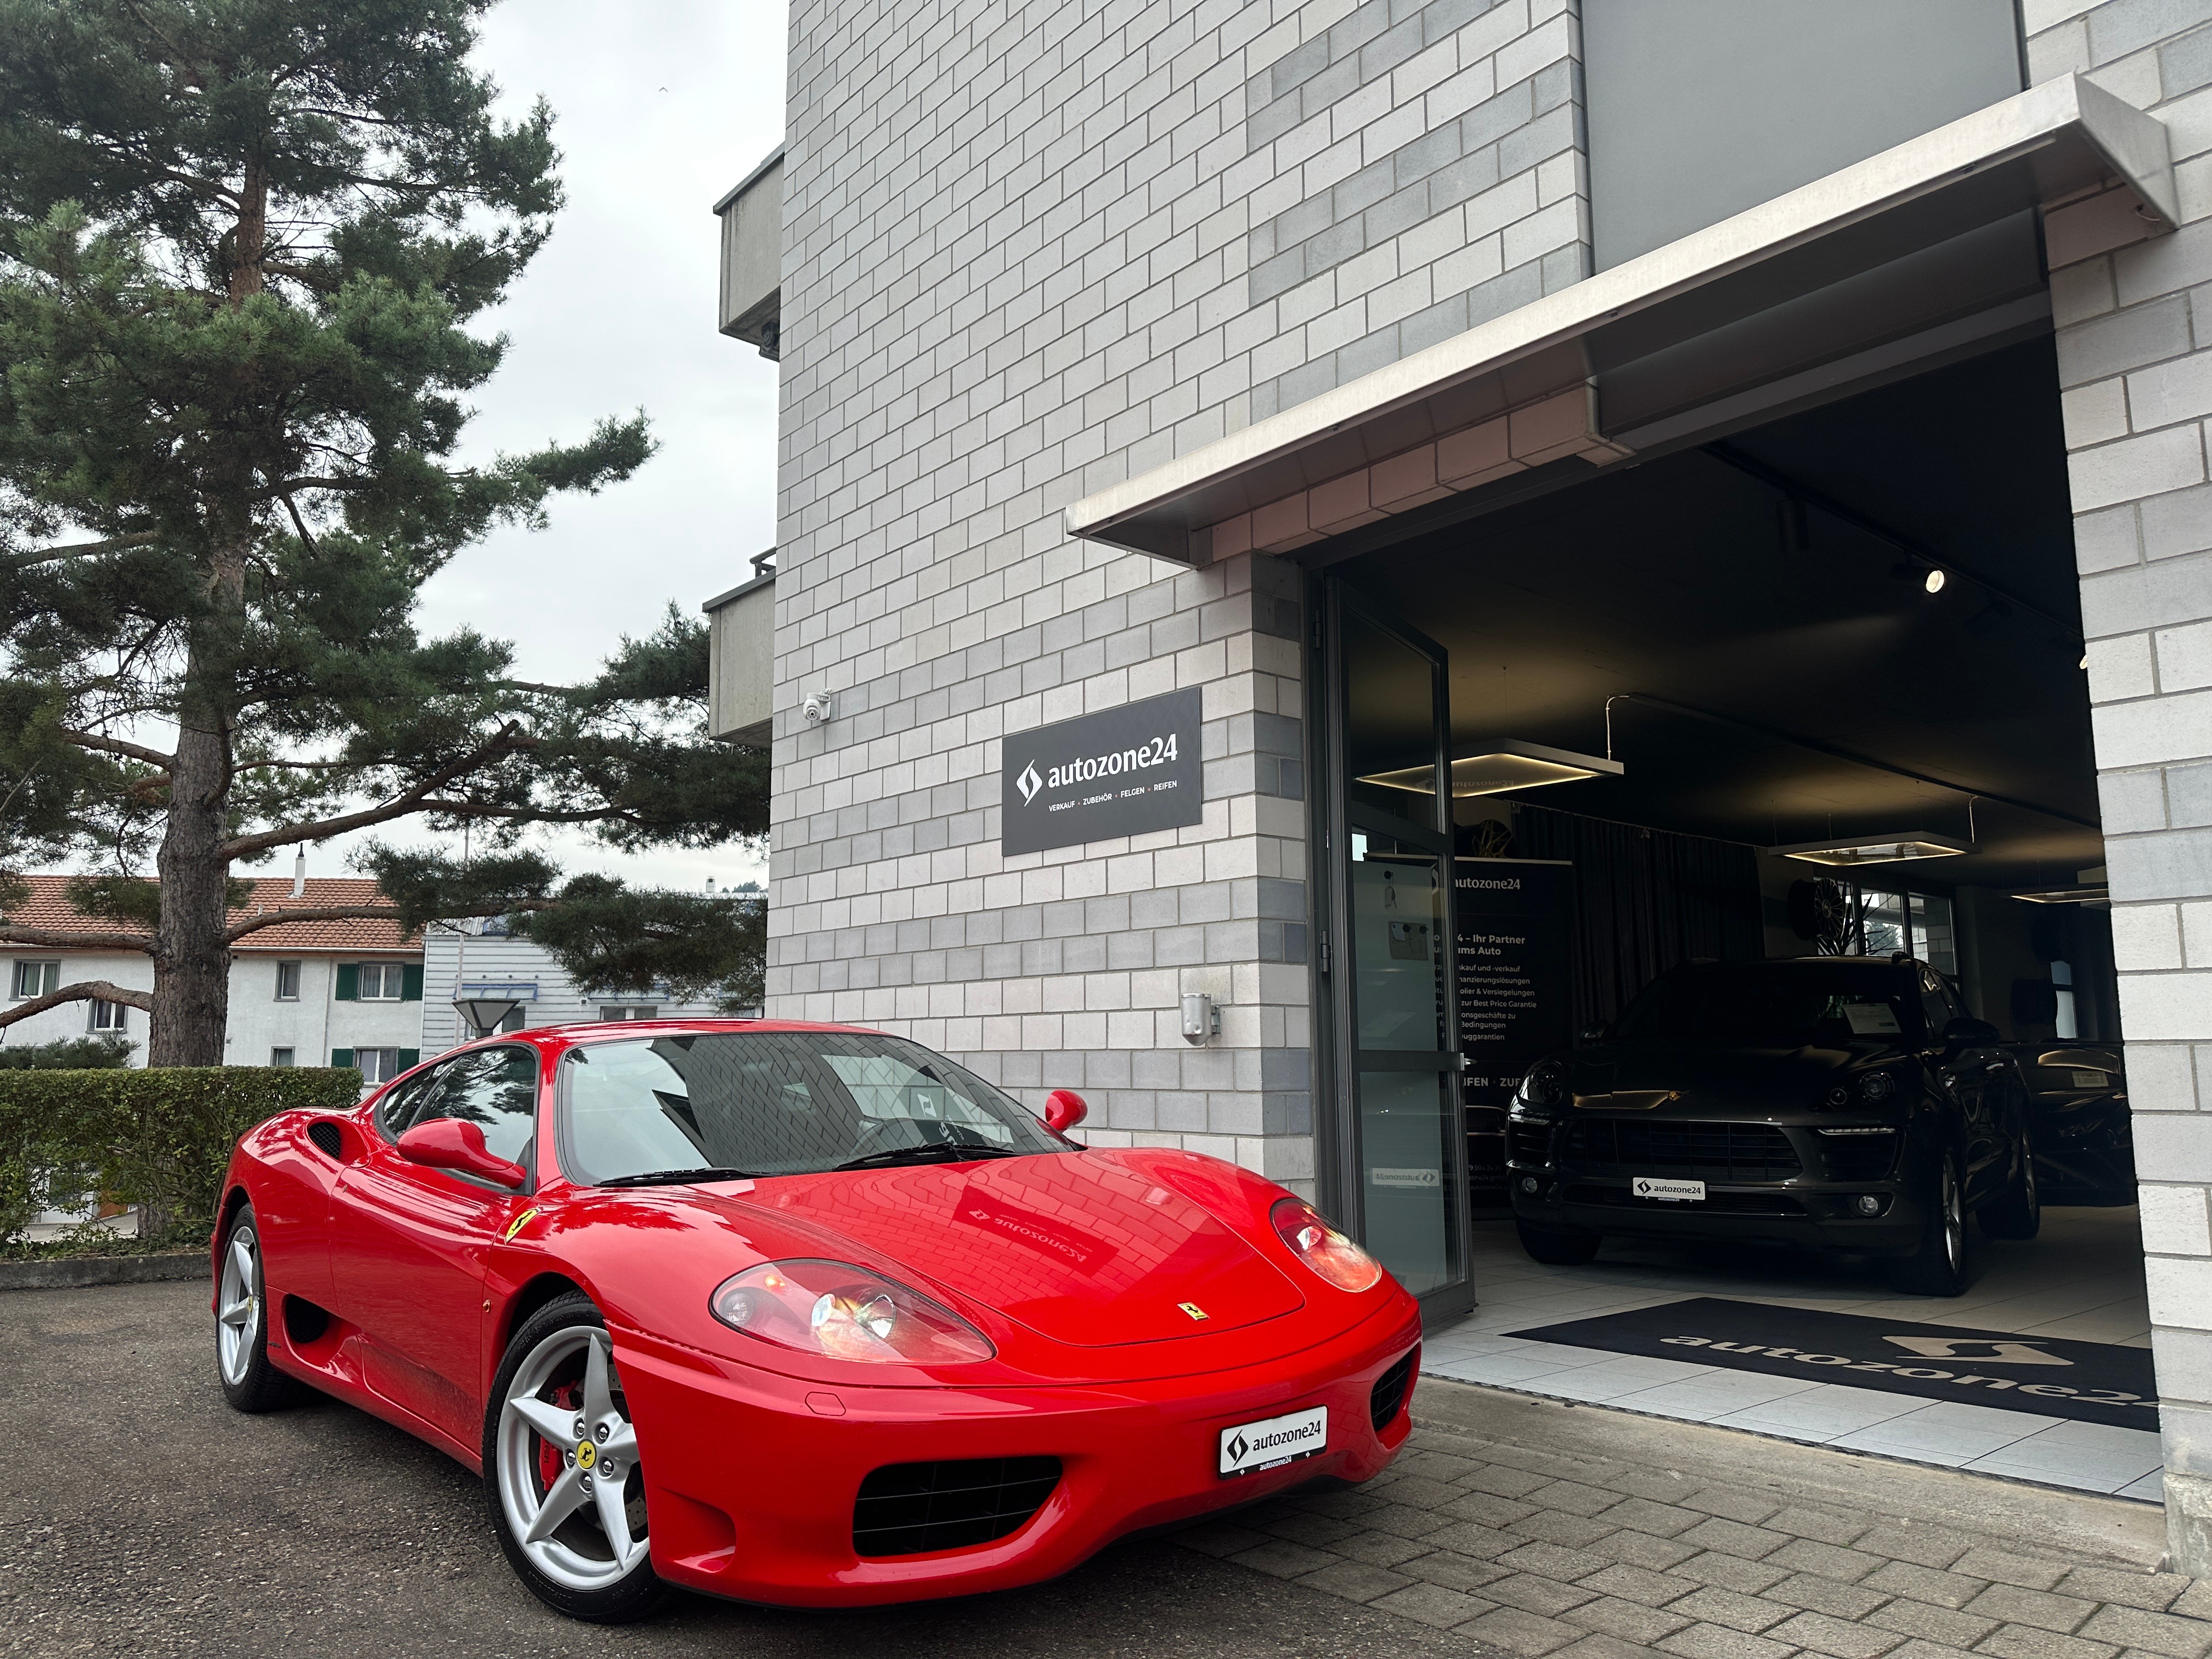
58,727,176,770
217,721,533,859
225,898,555,944
0,926,154,952
0,980,153,1030
9,532,160,567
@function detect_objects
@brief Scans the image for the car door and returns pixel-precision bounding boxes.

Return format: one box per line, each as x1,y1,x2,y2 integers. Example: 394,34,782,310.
328,1045,540,1446
1921,967,2003,1196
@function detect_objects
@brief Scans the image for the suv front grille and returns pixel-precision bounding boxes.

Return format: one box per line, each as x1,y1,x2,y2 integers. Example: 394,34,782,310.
1561,1119,1801,1183
1370,1347,1418,1430
853,1456,1062,1558
1506,1120,1555,1165
1819,1131,1900,1181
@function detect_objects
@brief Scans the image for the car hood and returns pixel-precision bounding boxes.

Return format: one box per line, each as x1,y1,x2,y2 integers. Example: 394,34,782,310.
729,1149,1307,1346
1561,1041,1909,1111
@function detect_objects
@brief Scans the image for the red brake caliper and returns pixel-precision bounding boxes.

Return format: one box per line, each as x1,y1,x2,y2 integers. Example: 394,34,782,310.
536,1382,580,1491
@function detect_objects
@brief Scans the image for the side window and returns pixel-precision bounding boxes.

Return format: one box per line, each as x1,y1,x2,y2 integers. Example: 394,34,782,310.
417,1045,540,1166
377,1065,450,1140
1918,968,1955,1042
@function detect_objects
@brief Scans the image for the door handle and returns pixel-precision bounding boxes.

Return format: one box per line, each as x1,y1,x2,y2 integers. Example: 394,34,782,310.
1983,1061,2006,1073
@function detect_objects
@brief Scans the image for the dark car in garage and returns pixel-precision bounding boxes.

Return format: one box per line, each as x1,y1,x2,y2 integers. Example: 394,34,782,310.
2005,1042,2132,1205
1505,956,2036,1295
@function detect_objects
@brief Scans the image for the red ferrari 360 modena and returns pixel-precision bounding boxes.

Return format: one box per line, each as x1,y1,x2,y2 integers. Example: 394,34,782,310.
211,1019,1423,1621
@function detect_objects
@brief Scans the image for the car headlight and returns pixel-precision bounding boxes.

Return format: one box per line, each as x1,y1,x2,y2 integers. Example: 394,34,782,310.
1859,1070,1898,1104
1271,1197,1384,1293
1516,1064,1566,1109
709,1259,996,1363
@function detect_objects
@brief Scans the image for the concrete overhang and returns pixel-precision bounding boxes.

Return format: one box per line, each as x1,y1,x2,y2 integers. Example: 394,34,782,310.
1066,74,2175,563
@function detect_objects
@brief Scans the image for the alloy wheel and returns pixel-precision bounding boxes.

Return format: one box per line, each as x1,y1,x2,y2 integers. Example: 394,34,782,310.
496,1327,649,1591
216,1228,260,1387
1941,1161,1964,1271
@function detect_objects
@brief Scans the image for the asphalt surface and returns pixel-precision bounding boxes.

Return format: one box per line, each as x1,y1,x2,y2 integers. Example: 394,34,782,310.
0,1282,1463,1658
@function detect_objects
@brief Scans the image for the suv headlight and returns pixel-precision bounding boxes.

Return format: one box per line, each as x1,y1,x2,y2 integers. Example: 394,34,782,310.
1858,1069,1899,1105
1515,1064,1566,1112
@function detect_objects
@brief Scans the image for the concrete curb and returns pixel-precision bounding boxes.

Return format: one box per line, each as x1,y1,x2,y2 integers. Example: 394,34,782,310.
0,1252,208,1291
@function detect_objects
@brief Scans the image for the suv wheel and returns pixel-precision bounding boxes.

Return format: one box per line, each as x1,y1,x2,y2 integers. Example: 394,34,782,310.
1979,1127,2041,1240
1892,1151,1970,1295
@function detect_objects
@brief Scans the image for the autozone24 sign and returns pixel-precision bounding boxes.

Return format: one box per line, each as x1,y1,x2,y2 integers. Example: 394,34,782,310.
1000,689,1204,855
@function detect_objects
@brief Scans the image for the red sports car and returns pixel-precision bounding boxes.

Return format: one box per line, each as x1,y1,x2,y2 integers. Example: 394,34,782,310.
212,1020,1423,1621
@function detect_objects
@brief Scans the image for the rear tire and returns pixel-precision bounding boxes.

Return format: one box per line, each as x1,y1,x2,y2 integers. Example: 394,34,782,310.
1892,1151,1970,1295
1517,1221,1601,1266
215,1204,303,1412
1978,1127,2042,1240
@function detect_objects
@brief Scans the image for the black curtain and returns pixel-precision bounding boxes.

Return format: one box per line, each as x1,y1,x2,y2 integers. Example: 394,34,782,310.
1509,805,1764,1030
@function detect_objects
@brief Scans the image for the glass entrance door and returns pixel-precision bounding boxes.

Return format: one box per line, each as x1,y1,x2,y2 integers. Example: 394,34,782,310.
1316,579,1473,1316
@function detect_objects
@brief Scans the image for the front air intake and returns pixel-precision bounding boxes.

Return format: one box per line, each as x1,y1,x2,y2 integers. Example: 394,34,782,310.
852,1456,1062,1558
1370,1347,1418,1430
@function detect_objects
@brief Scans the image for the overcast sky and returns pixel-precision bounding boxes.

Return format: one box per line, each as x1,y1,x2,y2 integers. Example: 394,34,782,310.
318,0,788,895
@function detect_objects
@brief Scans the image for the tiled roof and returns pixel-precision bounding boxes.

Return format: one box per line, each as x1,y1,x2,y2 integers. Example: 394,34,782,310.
2,875,420,954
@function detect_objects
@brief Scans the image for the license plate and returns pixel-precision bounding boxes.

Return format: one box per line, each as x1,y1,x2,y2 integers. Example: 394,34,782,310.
1632,1175,1705,1202
1218,1405,1328,1478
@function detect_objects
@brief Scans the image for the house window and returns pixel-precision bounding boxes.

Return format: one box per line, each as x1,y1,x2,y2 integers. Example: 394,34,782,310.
356,1047,402,1084
275,961,302,1001
270,1048,295,1068
357,963,405,1001
500,1007,527,1032
87,1000,127,1033
600,1005,659,1022
10,961,60,1000
2052,961,2079,1041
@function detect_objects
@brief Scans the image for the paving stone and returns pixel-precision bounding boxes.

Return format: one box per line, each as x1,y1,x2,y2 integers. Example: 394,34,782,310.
1579,1564,1703,1609
1669,1553,1793,1596
1681,1488,1787,1526
1362,1501,1459,1541
1288,1485,1392,1520
1372,1580,1499,1629
1485,1572,1607,1618
1770,1609,1909,1659
1758,1539,1896,1584
1339,1529,1435,1567
1973,1623,2123,1659
1954,1550,2075,1594
1426,1519,1531,1559
1443,1492,1543,1528
1537,1479,1643,1517
1764,1572,1893,1621
1668,1587,1798,1634
1767,1506,1876,1548
1857,1528,1973,1572
1401,1449,1487,1482
1610,1469,1700,1503
1864,1561,2000,1611
1565,1594,1700,1645
1553,1633,1670,1659
1176,1520,1273,1557
1401,1548,1516,1593
1657,1621,1798,1659
1517,1508,1630,1548
1464,1463,1568,1500
1463,1606,1591,1655
1261,1509,1367,1547
1381,1474,1474,1510
1886,1642,1984,1659
2053,1570,2190,1615
1228,1538,1343,1579
1592,1530,1705,1572
1501,1541,1619,1582
2172,1585,2212,1623
1962,1584,2101,1637
1595,1497,1711,1539
1866,1598,2004,1649
1679,1517,1794,1560
2074,1606,2212,1659
1296,1559,1415,1603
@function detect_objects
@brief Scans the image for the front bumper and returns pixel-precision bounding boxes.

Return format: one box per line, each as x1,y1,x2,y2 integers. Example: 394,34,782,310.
1506,1110,1934,1255
613,1302,1423,1607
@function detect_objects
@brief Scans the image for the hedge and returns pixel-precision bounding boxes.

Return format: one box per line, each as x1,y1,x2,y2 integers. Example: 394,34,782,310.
0,1066,362,1246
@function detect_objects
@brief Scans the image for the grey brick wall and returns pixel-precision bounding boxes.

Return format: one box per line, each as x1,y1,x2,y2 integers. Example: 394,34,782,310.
770,0,1592,1190
2031,0,2212,1576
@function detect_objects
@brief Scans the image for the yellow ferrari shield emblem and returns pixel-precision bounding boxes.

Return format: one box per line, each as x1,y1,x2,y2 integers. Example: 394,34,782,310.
502,1207,540,1243
575,1439,596,1471
1178,1302,1209,1321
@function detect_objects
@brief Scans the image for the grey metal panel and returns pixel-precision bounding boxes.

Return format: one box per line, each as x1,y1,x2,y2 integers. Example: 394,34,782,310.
706,575,775,747
1583,0,2024,273
716,148,783,357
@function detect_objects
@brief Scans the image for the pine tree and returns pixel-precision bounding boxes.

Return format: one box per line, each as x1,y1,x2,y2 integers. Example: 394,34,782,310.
0,1,769,1060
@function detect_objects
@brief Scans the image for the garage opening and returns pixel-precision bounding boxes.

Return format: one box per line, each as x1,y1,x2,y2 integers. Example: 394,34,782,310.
1310,335,2153,1499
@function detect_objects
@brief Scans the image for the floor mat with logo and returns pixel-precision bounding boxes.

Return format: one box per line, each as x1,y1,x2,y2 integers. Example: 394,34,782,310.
1504,1296,2157,1430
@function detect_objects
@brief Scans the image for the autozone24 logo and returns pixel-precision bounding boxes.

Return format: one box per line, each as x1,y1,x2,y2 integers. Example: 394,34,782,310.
1658,1332,2154,1411
1018,732,1180,804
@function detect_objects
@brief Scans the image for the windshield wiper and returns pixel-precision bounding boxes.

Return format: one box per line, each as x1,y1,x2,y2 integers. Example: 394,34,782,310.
831,1142,1026,1172
598,1166,761,1187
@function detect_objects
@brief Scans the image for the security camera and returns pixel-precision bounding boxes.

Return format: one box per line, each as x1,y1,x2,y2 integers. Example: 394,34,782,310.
803,689,835,725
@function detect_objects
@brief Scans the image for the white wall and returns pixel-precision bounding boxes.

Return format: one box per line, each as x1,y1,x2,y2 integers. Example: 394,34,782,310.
419,923,726,1056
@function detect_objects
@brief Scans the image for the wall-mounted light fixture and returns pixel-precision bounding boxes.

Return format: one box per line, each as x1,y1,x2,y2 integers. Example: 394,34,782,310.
802,689,836,725
1771,832,1972,868
1360,738,1623,798
1180,992,1219,1044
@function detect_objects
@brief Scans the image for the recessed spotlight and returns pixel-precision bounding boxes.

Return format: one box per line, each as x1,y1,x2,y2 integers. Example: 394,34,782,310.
1923,568,1947,595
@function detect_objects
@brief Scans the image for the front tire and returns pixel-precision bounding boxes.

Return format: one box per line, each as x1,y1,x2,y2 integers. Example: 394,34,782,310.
1517,1221,1601,1266
1979,1126,2042,1240
484,1293,668,1623
1892,1150,1970,1295
215,1204,302,1412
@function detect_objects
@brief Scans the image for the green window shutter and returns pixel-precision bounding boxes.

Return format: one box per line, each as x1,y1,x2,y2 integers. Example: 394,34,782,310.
397,1047,420,1071
401,963,424,1002
331,1048,356,1070
334,963,358,1001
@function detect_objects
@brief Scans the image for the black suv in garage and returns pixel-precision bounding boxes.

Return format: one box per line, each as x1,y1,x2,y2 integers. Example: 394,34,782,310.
1505,956,2035,1295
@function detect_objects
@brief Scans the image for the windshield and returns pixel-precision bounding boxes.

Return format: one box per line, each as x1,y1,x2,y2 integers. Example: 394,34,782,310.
1613,964,1922,1049
557,1031,1070,1184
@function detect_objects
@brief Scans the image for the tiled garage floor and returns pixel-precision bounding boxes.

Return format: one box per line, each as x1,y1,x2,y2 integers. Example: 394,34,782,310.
1427,1209,2162,1500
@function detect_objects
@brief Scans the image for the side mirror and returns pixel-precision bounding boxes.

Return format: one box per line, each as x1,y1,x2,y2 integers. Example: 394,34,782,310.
397,1118,527,1189
1043,1089,1088,1134
1579,1023,1611,1043
1942,1016,2001,1049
